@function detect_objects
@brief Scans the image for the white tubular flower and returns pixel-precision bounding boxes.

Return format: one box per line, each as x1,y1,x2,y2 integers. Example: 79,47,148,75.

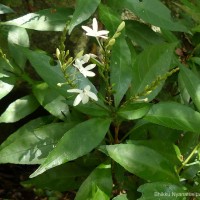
67,85,98,106
76,53,97,65
74,59,96,77
82,18,109,39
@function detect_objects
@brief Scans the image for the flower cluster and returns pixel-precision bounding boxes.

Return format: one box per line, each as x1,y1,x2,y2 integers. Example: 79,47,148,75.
66,18,109,106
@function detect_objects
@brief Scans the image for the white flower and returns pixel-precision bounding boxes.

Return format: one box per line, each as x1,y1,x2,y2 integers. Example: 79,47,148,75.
67,85,98,106
76,54,97,65
82,18,109,39
74,59,96,77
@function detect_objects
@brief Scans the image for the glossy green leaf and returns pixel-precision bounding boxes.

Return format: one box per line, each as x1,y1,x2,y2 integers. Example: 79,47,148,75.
22,162,90,191
117,103,151,120
69,0,100,33
75,163,112,200
145,102,200,133
0,77,14,100
0,3,14,14
106,144,179,183
113,194,128,200
98,3,121,35
3,8,73,31
0,95,39,123
127,140,181,166
30,118,111,177
180,66,200,112
8,26,29,69
130,43,176,101
33,82,69,120
0,116,52,150
110,36,132,107
75,102,109,117
0,121,76,164
25,49,97,101
125,20,164,49
124,0,187,32
138,182,187,200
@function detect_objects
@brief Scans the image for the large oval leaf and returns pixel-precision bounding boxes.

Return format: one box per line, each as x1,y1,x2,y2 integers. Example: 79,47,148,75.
180,66,200,112
124,0,187,32
145,102,200,133
138,182,186,200
106,144,179,183
125,20,164,49
0,4,14,14
22,162,90,192
3,8,73,31
33,82,69,120
130,43,176,101
0,95,39,123
30,118,111,177
110,36,132,107
0,77,14,100
69,0,101,33
117,103,151,120
75,163,112,200
8,26,29,69
0,121,75,164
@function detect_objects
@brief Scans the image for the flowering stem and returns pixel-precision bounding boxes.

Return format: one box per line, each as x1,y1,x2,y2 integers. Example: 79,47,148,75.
177,143,200,174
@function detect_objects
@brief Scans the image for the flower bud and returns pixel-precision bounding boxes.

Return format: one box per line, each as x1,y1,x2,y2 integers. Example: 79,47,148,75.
117,21,125,32
56,48,60,59
108,38,116,46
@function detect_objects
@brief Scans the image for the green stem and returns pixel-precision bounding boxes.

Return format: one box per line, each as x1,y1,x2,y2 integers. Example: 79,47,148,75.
177,143,200,174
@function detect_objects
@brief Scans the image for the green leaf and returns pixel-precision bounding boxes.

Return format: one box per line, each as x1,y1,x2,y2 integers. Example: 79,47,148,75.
30,118,111,177
125,20,164,49
75,102,109,117
8,26,29,69
127,140,181,166
180,66,200,112
106,144,179,183
3,8,73,31
22,162,90,191
0,95,39,123
0,4,14,14
124,0,187,32
75,163,112,200
117,103,151,120
98,4,121,35
130,43,176,101
25,49,97,100
33,82,69,120
0,121,76,164
0,116,52,150
113,194,128,200
138,182,187,200
145,102,200,133
0,77,14,100
110,36,132,107
69,0,100,33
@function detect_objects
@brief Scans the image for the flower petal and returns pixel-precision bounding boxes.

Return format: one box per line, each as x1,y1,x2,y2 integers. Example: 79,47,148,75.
82,94,89,104
86,91,98,101
67,89,82,93
84,85,91,91
92,18,98,32
83,71,96,77
85,64,96,70
73,93,83,106
97,30,109,35
82,25,93,33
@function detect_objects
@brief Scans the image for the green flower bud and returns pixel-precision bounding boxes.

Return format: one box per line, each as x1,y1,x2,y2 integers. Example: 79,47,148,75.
117,21,125,32
108,38,116,46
